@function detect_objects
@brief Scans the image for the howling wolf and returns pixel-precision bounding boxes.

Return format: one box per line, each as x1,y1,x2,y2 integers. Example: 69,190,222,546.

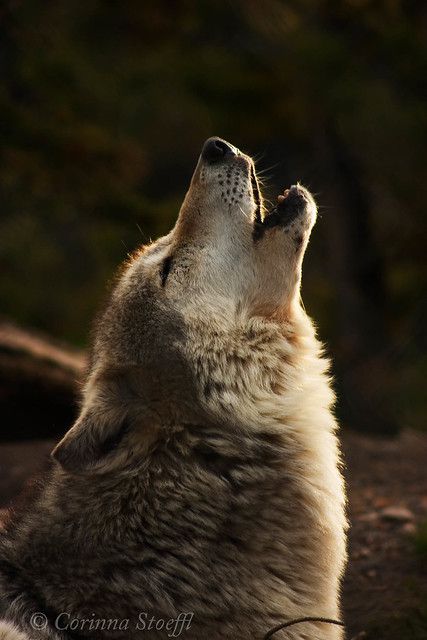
0,137,347,639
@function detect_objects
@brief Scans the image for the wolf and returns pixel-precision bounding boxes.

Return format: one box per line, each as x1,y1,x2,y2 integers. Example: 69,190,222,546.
0,138,347,639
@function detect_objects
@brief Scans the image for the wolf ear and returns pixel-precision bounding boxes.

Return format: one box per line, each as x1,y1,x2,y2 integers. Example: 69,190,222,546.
51,409,130,473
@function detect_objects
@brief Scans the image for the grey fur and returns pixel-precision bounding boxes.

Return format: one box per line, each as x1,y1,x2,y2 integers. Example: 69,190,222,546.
0,139,347,639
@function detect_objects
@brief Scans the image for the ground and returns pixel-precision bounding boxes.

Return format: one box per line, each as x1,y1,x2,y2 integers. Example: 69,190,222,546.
342,430,427,639
1,430,426,639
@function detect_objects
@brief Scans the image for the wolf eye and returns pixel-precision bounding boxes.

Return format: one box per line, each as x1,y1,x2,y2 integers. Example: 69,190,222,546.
160,256,173,286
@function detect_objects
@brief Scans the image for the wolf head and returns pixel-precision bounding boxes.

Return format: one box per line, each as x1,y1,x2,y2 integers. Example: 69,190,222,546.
52,137,317,473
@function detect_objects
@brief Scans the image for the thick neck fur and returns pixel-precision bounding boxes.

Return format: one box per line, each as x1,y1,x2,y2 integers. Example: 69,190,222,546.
1,306,347,640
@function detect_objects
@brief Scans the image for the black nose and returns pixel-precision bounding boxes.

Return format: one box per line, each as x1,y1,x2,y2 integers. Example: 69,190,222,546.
201,137,237,163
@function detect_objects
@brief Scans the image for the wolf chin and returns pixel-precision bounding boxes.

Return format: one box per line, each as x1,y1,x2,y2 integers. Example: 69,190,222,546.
0,137,347,639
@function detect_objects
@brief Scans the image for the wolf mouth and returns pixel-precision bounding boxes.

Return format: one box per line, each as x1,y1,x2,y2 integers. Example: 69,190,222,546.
253,185,308,241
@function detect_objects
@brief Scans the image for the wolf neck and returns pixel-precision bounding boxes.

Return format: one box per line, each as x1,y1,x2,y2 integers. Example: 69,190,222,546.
188,306,331,429
187,307,344,520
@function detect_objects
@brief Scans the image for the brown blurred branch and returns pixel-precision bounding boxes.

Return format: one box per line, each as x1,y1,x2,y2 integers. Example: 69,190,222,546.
0,320,85,441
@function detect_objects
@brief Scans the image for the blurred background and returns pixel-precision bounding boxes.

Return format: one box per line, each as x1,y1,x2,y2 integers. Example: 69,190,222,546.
1,0,426,434
1,3,427,637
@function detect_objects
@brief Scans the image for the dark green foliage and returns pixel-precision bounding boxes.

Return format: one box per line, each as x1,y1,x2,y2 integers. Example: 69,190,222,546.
1,1,426,427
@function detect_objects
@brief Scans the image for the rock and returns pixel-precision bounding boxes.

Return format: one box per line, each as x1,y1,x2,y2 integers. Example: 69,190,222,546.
379,506,414,522
357,511,379,522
